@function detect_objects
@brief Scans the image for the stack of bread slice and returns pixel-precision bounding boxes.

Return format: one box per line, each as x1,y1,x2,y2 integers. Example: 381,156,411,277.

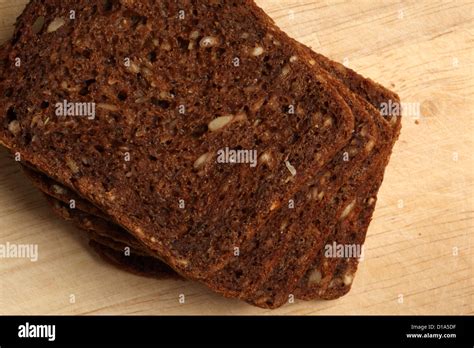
0,0,401,308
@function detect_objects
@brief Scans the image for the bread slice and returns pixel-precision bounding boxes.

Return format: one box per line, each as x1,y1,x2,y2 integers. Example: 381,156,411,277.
88,239,180,280
246,102,396,308
294,133,400,301
43,193,181,279
22,165,109,219
0,0,361,303
297,169,388,300
288,72,401,304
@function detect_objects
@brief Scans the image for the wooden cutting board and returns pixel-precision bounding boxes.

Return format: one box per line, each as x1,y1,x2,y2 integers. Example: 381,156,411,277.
0,0,472,315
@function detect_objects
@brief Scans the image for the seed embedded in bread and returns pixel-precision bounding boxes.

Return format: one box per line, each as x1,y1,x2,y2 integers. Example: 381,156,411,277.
193,152,211,170
308,269,322,284
200,36,219,48
340,199,356,220
97,103,119,112
47,18,65,33
285,160,297,176
208,115,234,132
252,46,264,56
8,120,21,135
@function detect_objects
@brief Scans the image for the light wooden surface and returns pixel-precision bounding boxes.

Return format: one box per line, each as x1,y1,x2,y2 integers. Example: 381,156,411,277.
0,0,472,315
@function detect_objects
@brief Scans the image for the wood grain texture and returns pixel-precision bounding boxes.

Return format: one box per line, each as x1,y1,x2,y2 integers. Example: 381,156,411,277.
0,0,472,315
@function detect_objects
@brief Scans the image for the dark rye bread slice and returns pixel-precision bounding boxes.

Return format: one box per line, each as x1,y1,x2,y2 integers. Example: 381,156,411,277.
88,239,180,280
44,192,180,279
43,193,180,280
298,169,387,300
17,26,401,302
22,164,109,220
250,147,392,307
295,134,400,301
0,0,356,286
245,111,394,308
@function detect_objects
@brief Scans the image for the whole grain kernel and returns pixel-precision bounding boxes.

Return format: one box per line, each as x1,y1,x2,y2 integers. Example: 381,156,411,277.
308,269,322,284
97,103,119,111
259,151,273,165
135,227,145,237
194,152,211,169
285,160,297,176
66,158,79,174
323,116,333,127
200,36,219,48
281,65,291,76
365,139,376,152
343,274,354,286
189,30,200,40
128,62,140,74
269,201,280,211
47,18,65,33
161,42,172,51
252,46,264,56
52,184,67,195
141,66,152,76
340,199,356,220
208,115,234,132
8,120,21,135
319,171,330,185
